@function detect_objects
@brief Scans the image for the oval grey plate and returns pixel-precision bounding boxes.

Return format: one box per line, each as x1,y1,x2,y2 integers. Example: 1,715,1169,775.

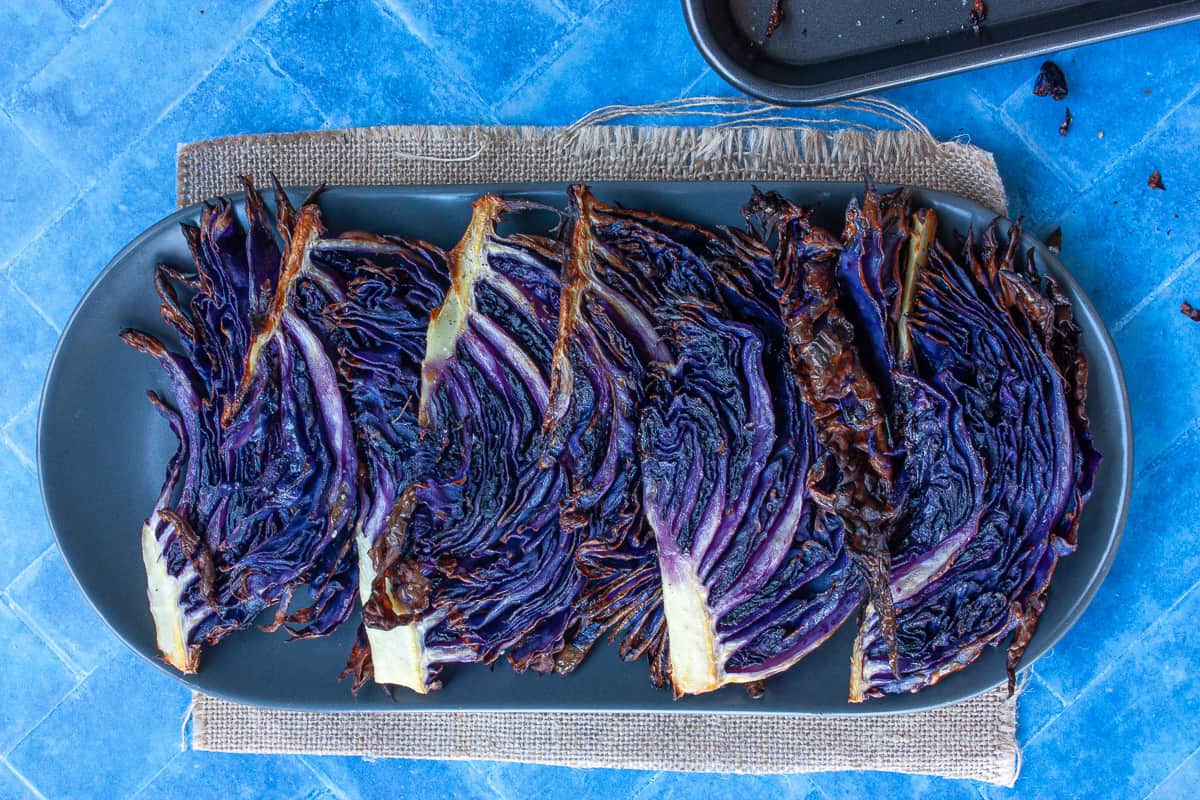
38,182,1131,713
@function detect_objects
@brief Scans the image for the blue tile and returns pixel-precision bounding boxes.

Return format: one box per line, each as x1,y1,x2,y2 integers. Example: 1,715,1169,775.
252,0,491,129
0,277,60,424
0,0,75,89
0,114,76,266
807,770,984,800
131,752,326,800
1005,580,1200,800
497,1,708,125
6,36,325,330
2,159,172,333
0,445,54,589
304,756,493,800
1046,92,1200,326
394,0,573,106
0,760,40,800
1146,746,1200,800
2,396,38,471
0,601,76,753
637,771,819,800
7,0,272,182
1035,421,1200,700
5,548,121,675
1112,257,1200,476
998,21,1200,190
1016,670,1064,746
489,763,654,800
7,649,191,799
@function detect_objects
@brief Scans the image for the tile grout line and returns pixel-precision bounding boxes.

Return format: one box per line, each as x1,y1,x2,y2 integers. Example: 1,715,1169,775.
1,99,86,189
1,584,90,680
543,0,576,21
1029,666,1068,706
992,100,1085,193
296,756,352,800
0,755,48,800
2,274,62,335
1067,79,1200,200
138,0,281,136
372,0,500,124
493,0,617,112
0,107,79,273
494,30,584,112
0,648,97,762
988,55,1200,201
0,430,35,474
1111,249,1200,335
1,0,282,286
678,66,715,99
249,38,337,129
1,394,39,435
476,762,517,800
804,775,834,800
126,749,184,799
1030,567,1200,737
1139,414,1200,480
78,0,115,29
630,771,666,800
1141,741,1200,800
0,178,92,281
372,0,437,49
0,543,56,597
966,88,1079,193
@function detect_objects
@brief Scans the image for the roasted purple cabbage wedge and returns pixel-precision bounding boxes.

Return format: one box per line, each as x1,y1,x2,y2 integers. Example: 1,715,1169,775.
551,186,864,695
750,184,1097,700
542,186,672,685
297,227,451,694
123,180,359,673
746,189,903,678
358,195,581,693
639,251,866,696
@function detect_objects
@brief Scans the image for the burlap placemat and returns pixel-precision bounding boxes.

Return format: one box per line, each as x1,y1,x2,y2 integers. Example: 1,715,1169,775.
177,100,1018,787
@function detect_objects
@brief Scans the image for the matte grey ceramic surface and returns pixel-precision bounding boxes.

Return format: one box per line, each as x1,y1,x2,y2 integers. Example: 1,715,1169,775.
39,182,1131,713
682,0,1200,105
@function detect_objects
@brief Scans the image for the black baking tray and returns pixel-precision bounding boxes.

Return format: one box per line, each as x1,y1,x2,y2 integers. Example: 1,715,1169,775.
683,0,1200,105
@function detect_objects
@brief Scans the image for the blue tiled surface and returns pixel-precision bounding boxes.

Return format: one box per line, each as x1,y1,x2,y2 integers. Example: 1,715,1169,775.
0,3,1198,798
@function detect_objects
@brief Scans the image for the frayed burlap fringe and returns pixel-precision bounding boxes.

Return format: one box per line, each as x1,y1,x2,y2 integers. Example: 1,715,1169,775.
179,97,1016,787
178,120,1005,218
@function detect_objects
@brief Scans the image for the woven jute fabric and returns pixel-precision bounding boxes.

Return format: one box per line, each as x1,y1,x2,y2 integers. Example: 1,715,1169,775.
178,113,1018,787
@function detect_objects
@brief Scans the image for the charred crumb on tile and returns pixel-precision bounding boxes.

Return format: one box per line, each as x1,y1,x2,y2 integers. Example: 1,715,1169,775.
1059,107,1073,137
1033,61,1068,100
1182,301,1200,322
1148,170,1166,191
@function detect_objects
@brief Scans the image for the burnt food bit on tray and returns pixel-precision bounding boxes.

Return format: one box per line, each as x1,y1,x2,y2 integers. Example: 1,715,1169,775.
970,0,987,32
764,0,785,39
